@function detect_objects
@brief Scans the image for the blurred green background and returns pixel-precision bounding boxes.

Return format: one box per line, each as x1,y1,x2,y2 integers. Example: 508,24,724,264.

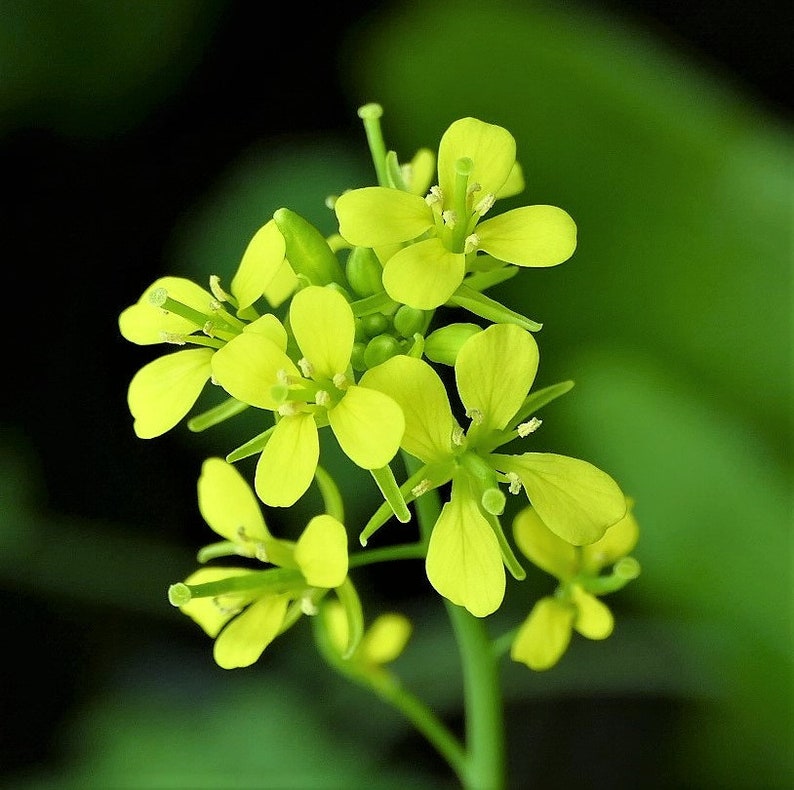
2,0,791,788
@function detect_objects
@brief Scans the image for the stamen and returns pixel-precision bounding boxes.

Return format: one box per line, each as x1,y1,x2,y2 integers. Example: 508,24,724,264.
473,193,495,216
507,472,522,495
517,417,542,437
467,181,482,196
278,402,302,417
209,275,230,302
213,597,243,616
411,479,432,497
464,233,481,254
298,357,314,378
466,408,484,425
277,369,290,385
425,185,443,206
254,543,269,563
300,596,319,616
159,331,186,345
315,390,331,407
451,426,466,446
332,373,349,390
442,210,458,229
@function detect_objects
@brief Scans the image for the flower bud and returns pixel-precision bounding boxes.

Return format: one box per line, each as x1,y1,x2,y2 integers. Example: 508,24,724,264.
393,305,426,338
360,312,390,338
345,246,385,297
424,323,483,365
363,334,401,369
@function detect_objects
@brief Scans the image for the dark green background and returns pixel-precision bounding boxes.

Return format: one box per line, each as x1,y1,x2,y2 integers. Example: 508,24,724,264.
2,1,791,787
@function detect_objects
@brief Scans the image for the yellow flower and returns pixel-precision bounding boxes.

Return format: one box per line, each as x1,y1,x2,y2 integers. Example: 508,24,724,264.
334,117,576,310
510,503,640,671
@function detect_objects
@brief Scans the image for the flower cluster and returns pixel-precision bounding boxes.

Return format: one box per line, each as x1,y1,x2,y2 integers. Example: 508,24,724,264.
119,104,639,674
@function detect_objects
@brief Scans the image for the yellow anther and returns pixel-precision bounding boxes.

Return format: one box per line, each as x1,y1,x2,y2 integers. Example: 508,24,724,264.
452,426,466,446
315,390,331,407
411,479,432,498
507,472,522,495
298,358,314,378
278,402,302,417
425,185,443,206
466,408,484,425
467,181,482,195
209,274,230,302
254,543,269,563
473,193,495,216
442,210,458,229
464,233,481,254
300,596,319,616
159,331,186,345
332,373,349,391
277,369,290,385
517,417,542,437
213,597,243,616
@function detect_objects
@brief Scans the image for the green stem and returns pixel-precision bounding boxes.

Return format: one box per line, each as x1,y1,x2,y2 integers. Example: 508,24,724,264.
402,452,507,790
348,542,426,568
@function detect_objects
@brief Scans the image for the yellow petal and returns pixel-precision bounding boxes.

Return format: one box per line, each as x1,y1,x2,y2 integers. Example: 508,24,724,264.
230,219,287,311
360,613,412,665
211,332,298,410
438,117,516,202
242,313,288,350
290,285,354,379
495,161,525,199
359,355,458,464
335,187,434,247
294,514,349,588
512,506,577,581
405,148,435,195
127,348,213,438
510,597,575,671
571,585,614,640
179,567,251,638
476,206,577,267
255,413,318,506
263,259,299,308
455,323,539,432
581,499,640,574
119,276,213,345
425,474,505,617
492,452,627,545
213,595,289,669
328,385,404,469
382,237,465,310
198,457,269,543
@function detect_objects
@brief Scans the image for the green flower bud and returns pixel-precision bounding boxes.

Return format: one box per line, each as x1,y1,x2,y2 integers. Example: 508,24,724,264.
360,312,390,338
393,305,426,338
273,207,346,287
345,246,384,297
363,334,401,369
424,323,483,365
351,341,367,372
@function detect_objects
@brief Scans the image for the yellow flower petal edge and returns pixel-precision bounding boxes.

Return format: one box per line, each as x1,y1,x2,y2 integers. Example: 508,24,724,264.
510,597,575,671
571,585,614,640
476,205,577,268
294,514,349,588
213,595,290,669
359,355,457,464
198,457,270,544
512,506,577,581
455,323,539,433
290,285,354,380
255,413,319,507
127,348,213,438
382,237,465,310
230,219,286,312
425,474,505,617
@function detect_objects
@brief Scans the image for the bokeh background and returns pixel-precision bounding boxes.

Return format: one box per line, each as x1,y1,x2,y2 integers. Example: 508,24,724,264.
2,0,791,788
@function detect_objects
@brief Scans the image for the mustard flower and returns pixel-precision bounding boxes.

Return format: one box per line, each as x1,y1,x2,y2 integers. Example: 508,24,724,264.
210,285,405,507
334,117,576,310
510,502,640,670
169,458,350,669
360,323,626,617
118,221,292,438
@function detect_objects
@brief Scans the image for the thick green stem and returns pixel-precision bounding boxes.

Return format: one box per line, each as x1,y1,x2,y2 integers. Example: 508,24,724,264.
402,452,507,790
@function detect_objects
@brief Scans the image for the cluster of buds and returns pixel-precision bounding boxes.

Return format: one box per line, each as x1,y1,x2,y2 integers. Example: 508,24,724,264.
119,104,639,671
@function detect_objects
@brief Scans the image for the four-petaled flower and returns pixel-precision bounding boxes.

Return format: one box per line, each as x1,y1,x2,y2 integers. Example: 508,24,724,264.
334,117,577,310
510,501,640,670
211,285,405,506
360,322,626,617
173,458,350,669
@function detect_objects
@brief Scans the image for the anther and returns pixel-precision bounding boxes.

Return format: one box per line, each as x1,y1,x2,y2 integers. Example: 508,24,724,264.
300,596,319,616
467,182,482,196
315,390,331,407
517,417,542,437
442,210,458,229
464,233,481,254
466,408,484,425
209,275,229,302
159,332,186,345
332,373,349,390
213,597,243,616
507,472,522,495
411,479,432,497
254,543,269,563
278,402,302,417
451,426,466,446
473,193,495,216
425,186,443,206
298,357,314,378
277,369,290,385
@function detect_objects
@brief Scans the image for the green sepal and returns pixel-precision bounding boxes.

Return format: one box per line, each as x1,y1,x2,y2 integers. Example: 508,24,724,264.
424,322,483,366
350,290,399,317
464,264,519,292
335,577,365,659
448,283,542,332
482,510,526,581
187,397,249,432
384,150,408,190
225,425,276,463
273,207,347,287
